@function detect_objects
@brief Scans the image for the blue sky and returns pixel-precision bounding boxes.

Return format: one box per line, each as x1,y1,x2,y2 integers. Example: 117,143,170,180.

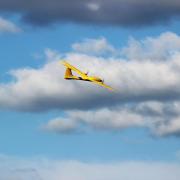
1,1,180,179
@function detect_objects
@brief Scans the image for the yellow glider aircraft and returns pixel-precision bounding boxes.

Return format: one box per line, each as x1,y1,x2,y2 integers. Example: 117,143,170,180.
61,61,113,90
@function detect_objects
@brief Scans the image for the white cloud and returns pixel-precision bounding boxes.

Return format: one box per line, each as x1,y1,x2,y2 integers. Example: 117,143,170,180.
43,107,144,133
43,101,180,136
0,17,21,33
0,154,180,180
43,117,78,134
44,48,63,62
1,47,180,111
72,37,116,55
1,32,180,136
156,117,180,136
122,32,180,61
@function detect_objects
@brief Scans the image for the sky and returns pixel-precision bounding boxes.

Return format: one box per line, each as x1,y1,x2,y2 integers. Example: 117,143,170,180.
0,0,180,179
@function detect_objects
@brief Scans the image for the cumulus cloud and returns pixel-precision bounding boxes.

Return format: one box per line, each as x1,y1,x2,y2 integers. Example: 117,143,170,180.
72,37,116,55
43,107,145,133
43,101,180,136
0,154,180,180
122,32,180,61
1,32,180,136
0,17,21,33
1,32,180,112
0,52,179,111
43,117,78,134
1,0,180,27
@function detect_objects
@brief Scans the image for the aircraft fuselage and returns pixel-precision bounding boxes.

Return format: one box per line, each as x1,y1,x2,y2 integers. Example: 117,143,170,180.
65,76,103,82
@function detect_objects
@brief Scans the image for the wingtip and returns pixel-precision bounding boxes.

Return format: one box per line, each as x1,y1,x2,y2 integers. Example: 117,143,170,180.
59,60,67,66
106,85,115,91
109,87,115,91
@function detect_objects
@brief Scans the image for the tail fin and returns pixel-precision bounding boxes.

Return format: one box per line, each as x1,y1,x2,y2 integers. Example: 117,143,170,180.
64,68,73,79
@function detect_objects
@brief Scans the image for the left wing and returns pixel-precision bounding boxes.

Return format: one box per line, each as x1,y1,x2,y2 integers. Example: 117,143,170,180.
90,80,114,91
61,61,88,79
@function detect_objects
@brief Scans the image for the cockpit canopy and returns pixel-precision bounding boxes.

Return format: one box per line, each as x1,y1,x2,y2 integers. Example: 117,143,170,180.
92,76,103,82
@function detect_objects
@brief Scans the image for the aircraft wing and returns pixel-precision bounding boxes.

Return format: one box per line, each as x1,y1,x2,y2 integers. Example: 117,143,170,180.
91,80,114,91
61,61,88,79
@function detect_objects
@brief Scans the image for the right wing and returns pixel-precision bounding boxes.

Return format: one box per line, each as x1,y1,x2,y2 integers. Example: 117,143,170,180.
61,61,88,79
90,79,114,91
